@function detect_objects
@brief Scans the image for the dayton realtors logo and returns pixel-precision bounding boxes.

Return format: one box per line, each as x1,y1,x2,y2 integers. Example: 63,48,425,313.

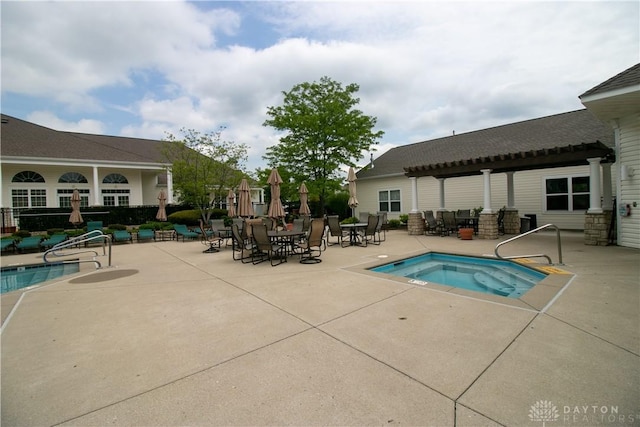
529,400,560,426
529,400,638,425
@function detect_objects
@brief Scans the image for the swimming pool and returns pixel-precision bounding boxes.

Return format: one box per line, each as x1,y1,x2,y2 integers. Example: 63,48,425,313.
1,261,80,294
369,252,547,298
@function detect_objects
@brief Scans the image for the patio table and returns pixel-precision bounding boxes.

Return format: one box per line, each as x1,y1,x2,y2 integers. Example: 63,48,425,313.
340,223,367,246
267,230,306,257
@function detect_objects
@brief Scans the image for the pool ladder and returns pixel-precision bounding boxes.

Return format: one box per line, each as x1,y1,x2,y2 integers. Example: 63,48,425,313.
494,223,563,265
43,230,112,269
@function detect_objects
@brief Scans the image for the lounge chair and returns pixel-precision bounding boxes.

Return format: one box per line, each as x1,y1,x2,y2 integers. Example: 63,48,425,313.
1,238,15,253
40,233,68,249
87,221,103,233
136,229,155,242
230,223,255,263
112,229,133,243
360,215,381,246
16,236,43,253
297,218,326,264
173,224,199,241
326,215,347,247
199,220,223,253
250,223,286,266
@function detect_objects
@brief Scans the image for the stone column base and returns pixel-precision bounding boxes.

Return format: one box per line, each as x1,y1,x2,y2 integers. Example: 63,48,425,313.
478,213,498,239
407,212,425,235
503,209,520,234
584,210,612,246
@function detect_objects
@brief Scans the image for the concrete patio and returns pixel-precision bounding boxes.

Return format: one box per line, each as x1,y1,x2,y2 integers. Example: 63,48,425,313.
1,229,638,426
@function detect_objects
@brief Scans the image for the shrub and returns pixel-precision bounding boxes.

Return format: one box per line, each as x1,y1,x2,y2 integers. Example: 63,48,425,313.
167,210,200,226
107,224,127,230
340,216,359,224
46,228,65,236
13,230,31,238
387,219,401,229
399,214,409,223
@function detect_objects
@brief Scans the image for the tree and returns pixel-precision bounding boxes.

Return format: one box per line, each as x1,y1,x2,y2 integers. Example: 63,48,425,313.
263,76,384,215
162,128,248,221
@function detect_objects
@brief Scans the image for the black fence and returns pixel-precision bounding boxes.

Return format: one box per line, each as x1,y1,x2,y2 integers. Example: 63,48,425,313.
3,205,192,232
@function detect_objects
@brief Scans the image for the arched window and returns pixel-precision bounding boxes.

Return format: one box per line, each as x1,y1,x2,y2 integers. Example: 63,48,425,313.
102,173,128,184
58,172,88,183
12,171,45,182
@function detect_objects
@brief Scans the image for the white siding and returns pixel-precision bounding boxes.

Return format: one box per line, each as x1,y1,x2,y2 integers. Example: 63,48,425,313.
358,165,613,230
618,115,640,249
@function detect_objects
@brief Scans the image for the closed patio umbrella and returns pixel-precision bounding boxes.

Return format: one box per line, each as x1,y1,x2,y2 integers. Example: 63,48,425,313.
267,168,285,220
156,190,168,221
237,178,254,217
69,189,83,226
347,167,358,217
226,189,237,217
298,182,311,216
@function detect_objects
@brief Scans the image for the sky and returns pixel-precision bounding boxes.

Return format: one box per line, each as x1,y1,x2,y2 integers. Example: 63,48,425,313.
2,1,639,173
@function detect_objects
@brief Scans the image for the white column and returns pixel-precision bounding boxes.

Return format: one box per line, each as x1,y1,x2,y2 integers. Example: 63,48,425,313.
92,166,100,206
410,177,419,213
601,163,612,210
481,169,493,214
166,169,174,204
437,178,445,211
587,157,603,214
506,171,515,209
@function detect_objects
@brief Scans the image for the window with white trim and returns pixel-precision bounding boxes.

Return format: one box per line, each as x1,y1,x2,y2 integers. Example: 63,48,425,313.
545,176,590,211
12,189,47,208
378,189,401,212
58,189,90,208
102,189,130,206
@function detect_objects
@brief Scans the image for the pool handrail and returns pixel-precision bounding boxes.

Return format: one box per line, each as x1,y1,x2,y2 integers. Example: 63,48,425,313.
43,230,112,269
494,223,563,265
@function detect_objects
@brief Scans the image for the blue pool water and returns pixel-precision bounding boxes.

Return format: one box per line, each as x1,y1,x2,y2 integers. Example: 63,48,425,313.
1,261,80,294
370,252,547,298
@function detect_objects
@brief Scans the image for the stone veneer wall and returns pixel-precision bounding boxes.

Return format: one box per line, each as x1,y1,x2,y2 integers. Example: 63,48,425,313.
503,209,520,235
584,210,613,246
407,212,425,235
478,213,498,239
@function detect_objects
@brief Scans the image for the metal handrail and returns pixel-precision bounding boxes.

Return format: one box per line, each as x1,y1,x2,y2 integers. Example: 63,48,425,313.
43,230,112,269
494,223,563,265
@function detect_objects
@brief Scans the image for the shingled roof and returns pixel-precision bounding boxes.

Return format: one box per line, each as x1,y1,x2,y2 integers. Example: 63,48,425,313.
1,114,167,165
579,63,640,98
357,109,614,180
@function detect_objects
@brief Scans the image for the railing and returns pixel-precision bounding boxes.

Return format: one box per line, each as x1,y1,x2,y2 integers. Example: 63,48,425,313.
43,230,112,269
494,223,563,265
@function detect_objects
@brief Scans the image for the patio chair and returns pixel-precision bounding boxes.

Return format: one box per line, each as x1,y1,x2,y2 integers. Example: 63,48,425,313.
326,215,348,247
441,211,458,236
173,224,199,241
40,233,68,250
424,210,444,236
358,212,370,223
210,219,231,246
497,208,506,235
16,236,43,253
250,223,286,266
230,224,255,263
298,218,326,264
292,218,304,233
242,218,263,241
112,229,133,243
375,213,387,242
360,215,380,246
1,238,16,253
136,229,155,242
456,209,471,228
199,220,223,253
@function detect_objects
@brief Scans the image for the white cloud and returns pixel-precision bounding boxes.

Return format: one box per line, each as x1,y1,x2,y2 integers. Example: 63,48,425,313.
26,111,106,135
3,1,638,171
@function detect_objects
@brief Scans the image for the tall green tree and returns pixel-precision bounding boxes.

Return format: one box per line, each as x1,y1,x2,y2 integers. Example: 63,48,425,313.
162,128,248,220
263,76,384,214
